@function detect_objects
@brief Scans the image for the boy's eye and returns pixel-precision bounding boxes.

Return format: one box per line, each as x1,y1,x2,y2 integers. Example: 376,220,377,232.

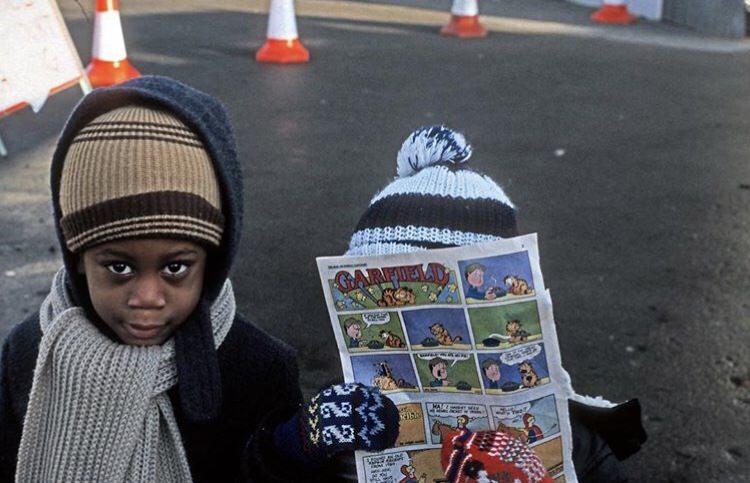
163,262,189,276
106,262,133,275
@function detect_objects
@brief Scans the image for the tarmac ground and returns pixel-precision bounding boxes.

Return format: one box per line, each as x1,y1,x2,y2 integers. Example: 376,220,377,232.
1,1,749,481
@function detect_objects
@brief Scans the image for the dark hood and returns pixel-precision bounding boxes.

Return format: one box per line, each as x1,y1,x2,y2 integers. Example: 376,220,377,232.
49,75,244,421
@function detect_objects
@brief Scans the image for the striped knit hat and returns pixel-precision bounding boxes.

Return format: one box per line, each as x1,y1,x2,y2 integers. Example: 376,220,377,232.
58,105,224,253
346,125,518,256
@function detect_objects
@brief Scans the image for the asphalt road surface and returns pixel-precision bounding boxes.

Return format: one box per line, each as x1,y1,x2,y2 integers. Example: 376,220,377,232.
1,1,749,481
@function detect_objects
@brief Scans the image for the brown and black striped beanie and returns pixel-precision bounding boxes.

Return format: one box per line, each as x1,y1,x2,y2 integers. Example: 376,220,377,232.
58,105,225,253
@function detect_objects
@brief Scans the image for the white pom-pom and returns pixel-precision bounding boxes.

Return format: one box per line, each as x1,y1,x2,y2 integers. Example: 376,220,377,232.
396,125,473,178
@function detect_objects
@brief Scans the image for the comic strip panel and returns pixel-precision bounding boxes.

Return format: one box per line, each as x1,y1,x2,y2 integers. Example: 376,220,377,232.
395,403,427,447
413,351,482,394
363,449,443,483
468,300,543,350
351,354,419,394
338,312,407,352
425,402,491,445
458,251,535,304
327,263,462,312
531,436,565,479
402,307,472,351
490,394,561,446
477,344,551,394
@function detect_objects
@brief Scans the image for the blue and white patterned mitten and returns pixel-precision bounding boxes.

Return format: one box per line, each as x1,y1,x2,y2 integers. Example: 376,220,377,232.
273,383,399,464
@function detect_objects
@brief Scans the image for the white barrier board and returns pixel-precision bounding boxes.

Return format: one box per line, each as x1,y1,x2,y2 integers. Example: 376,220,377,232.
0,0,85,114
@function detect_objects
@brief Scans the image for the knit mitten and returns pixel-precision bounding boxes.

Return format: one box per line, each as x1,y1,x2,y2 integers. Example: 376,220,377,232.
273,383,399,465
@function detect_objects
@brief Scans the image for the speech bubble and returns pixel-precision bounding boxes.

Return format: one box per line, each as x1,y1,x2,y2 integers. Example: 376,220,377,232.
500,344,542,366
364,451,410,483
417,351,471,367
493,402,532,421
363,312,391,328
427,402,487,418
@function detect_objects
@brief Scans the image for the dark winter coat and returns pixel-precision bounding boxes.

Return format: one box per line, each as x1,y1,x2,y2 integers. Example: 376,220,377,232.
0,311,333,482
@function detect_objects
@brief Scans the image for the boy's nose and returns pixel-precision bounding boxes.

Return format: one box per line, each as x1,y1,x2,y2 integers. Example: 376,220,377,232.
128,274,166,309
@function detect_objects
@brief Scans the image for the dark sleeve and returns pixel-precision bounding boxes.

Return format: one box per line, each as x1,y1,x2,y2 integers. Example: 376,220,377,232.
0,315,41,482
0,335,21,481
242,346,339,483
569,399,647,483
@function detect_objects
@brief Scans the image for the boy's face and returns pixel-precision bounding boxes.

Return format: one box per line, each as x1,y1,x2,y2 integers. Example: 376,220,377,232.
80,238,207,346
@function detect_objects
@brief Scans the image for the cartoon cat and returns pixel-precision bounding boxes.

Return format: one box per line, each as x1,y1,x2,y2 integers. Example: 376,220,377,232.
429,323,462,346
379,330,406,348
372,361,414,391
518,361,540,388
504,275,533,296
505,319,529,343
377,287,416,307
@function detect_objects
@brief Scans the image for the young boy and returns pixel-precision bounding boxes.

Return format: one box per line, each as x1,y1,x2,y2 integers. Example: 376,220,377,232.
344,125,646,482
0,76,399,482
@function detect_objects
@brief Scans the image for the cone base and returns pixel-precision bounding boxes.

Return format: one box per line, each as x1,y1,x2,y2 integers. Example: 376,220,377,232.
256,39,310,64
440,15,487,38
85,58,141,88
591,5,636,24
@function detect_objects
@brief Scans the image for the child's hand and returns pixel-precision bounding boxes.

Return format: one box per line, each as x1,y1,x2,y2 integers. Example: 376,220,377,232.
274,383,399,465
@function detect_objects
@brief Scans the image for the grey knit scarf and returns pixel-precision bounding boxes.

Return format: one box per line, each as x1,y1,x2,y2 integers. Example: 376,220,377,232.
15,268,235,482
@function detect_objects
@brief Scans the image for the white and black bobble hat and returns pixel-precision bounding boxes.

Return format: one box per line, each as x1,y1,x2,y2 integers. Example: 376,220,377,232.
346,125,518,256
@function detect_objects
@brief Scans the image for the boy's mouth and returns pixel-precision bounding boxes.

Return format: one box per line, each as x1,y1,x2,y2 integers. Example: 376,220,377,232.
125,322,166,340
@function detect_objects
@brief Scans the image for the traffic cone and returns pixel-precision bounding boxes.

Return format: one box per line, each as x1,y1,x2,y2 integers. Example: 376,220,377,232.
256,0,309,64
85,0,140,87
591,0,636,24
441,0,487,38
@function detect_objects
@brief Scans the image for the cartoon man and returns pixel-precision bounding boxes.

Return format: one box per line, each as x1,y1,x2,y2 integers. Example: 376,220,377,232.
482,358,502,390
344,317,362,348
428,357,450,387
523,413,544,443
464,263,501,301
456,414,469,430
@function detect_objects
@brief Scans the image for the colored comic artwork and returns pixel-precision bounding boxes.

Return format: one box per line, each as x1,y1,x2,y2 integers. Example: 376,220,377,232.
459,251,535,304
363,449,443,483
395,403,427,447
468,300,543,350
477,343,551,394
413,351,482,394
425,402,491,445
351,353,420,394
402,307,472,351
328,263,461,311
490,394,561,446
338,312,408,352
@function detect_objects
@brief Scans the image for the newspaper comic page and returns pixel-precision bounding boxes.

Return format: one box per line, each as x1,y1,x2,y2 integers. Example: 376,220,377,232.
317,234,577,482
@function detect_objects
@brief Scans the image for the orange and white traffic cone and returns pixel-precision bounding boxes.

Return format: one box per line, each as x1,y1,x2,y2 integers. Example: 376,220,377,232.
256,0,309,64
85,0,140,87
441,0,487,38
591,0,636,24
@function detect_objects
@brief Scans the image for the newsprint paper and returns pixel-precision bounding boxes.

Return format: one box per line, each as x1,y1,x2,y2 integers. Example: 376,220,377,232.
317,234,576,483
